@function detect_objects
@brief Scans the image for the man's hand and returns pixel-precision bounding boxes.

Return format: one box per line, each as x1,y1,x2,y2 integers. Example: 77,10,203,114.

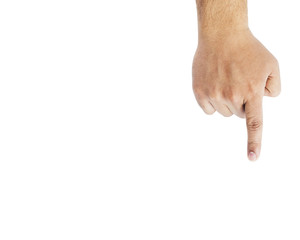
193,0,281,161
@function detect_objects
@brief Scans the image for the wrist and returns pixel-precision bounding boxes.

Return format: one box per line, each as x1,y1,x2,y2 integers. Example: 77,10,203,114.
198,27,250,44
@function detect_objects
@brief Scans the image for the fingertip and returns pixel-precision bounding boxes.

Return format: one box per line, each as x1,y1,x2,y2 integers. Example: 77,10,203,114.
205,109,216,115
248,151,257,161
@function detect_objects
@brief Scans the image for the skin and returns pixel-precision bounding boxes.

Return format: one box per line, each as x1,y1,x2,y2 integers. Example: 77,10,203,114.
193,0,281,161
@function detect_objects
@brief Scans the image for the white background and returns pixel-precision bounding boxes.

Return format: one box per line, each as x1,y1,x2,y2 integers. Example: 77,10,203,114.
0,0,299,239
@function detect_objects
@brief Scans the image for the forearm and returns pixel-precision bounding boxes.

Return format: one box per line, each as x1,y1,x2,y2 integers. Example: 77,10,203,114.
196,0,249,38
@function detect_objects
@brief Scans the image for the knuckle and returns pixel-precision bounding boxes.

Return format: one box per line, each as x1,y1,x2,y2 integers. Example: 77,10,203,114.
247,119,263,131
248,141,260,146
228,93,240,103
209,92,221,102
246,86,256,97
248,141,261,150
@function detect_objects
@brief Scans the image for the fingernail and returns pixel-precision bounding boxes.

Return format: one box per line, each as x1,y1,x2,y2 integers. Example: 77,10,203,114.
248,151,257,161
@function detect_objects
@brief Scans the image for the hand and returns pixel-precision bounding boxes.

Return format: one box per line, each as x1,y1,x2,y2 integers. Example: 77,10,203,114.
192,29,281,161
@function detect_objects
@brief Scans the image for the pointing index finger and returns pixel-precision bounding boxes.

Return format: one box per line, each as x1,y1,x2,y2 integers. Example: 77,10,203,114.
245,96,263,161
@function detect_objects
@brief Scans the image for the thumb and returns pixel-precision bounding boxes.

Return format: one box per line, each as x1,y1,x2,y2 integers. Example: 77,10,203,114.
264,62,281,97
245,96,263,161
